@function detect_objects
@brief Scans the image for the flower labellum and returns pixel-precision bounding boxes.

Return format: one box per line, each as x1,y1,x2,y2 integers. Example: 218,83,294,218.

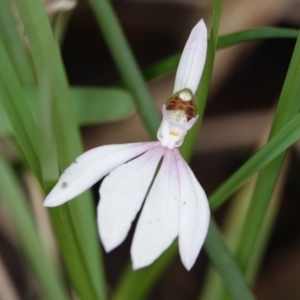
44,19,210,270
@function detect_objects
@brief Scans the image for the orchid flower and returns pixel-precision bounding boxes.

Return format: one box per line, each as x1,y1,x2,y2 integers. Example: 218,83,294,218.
44,19,210,270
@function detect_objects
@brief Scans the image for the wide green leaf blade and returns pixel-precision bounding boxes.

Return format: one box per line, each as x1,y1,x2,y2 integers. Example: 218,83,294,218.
0,87,136,134
71,87,135,124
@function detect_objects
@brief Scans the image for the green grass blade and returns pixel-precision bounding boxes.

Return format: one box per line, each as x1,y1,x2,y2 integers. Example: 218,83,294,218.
53,11,74,45
180,0,222,161
113,1,232,299
211,29,300,300
48,205,100,300
0,38,42,181
113,218,256,300
113,243,178,300
0,1,35,86
12,1,107,298
0,103,11,134
234,32,300,273
218,27,298,49
209,112,300,210
144,27,298,82
204,219,256,300
37,60,60,189
0,152,68,300
88,0,160,139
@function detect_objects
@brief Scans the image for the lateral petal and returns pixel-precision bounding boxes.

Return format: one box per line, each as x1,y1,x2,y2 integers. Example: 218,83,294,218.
131,149,180,269
175,150,210,270
44,142,159,207
98,145,165,252
173,19,207,94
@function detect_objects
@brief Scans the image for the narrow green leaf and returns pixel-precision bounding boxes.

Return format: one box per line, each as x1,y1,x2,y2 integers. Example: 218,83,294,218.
38,59,60,189
48,205,100,300
144,27,298,83
53,11,74,45
0,102,11,134
0,152,68,300
234,32,300,273
88,0,160,139
113,243,177,300
217,27,298,49
113,2,249,300
181,0,222,161
114,220,256,300
13,1,107,298
210,32,300,213
0,38,42,181
204,219,255,300
209,112,300,210
0,1,35,86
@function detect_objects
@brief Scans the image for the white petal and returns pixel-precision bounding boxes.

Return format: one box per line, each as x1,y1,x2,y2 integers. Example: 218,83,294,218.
173,19,207,94
131,149,180,269
44,142,159,207
175,149,210,270
98,145,165,252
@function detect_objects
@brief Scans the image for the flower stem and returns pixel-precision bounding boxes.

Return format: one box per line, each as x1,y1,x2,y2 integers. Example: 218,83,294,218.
88,0,161,139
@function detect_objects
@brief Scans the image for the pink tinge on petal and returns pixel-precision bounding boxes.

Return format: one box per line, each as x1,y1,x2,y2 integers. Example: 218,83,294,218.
44,141,160,207
98,144,165,252
131,148,180,269
174,149,210,270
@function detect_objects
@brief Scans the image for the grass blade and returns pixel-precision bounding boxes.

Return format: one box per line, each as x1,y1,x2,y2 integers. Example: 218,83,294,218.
88,0,160,139
204,219,255,300
13,1,107,298
234,32,300,273
0,38,41,181
209,112,300,210
144,27,298,82
0,1,35,86
0,151,68,300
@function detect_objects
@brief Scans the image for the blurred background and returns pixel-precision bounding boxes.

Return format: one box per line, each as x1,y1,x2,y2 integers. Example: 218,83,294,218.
1,0,300,299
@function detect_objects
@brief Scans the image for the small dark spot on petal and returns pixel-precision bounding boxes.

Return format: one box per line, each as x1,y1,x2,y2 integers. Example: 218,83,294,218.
183,202,186,205
62,182,68,188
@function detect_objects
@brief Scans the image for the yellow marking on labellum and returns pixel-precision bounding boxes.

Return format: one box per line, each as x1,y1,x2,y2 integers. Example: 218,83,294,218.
170,130,180,136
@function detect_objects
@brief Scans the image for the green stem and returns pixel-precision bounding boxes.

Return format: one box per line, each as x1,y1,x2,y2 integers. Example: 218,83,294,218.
235,32,300,272
88,0,160,139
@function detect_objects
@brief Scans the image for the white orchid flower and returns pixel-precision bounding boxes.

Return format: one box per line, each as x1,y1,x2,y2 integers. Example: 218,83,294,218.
44,19,209,270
